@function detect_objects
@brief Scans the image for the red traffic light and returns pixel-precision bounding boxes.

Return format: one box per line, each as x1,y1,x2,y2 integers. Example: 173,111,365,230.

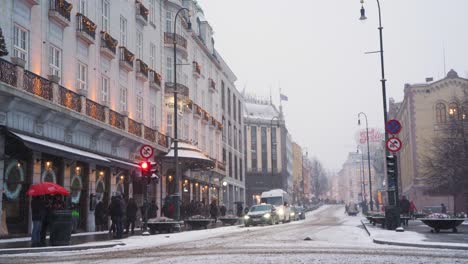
139,161,150,171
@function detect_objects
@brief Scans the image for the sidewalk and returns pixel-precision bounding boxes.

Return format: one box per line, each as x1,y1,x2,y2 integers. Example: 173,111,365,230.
361,218,468,250
0,220,230,254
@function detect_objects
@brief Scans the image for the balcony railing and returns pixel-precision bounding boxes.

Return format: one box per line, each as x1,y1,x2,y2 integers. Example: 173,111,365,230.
135,0,149,24
164,82,189,97
119,46,134,70
164,32,187,50
49,0,72,25
59,85,81,112
193,61,201,76
0,58,170,151
76,13,96,43
136,59,149,79
23,71,52,101
86,98,105,122
0,59,17,87
100,31,118,57
149,70,162,87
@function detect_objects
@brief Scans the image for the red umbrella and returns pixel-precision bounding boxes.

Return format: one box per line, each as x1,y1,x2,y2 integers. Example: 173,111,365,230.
26,182,70,196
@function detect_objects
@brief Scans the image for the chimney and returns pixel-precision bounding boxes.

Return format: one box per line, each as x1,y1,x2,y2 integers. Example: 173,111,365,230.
425,77,433,82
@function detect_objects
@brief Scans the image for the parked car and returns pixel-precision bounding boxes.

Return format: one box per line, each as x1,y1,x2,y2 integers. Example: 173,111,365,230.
244,204,279,226
290,206,300,221
296,206,306,220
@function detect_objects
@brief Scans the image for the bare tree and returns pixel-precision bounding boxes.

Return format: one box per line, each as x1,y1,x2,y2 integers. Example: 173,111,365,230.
421,96,468,213
310,158,329,199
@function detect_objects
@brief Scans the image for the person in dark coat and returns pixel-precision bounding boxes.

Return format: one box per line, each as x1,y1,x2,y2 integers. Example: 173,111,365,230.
125,198,138,235
400,196,410,215
40,195,53,246
441,203,447,214
236,203,243,217
94,199,106,231
210,200,219,223
31,196,46,247
109,195,124,238
149,200,158,219
219,204,227,216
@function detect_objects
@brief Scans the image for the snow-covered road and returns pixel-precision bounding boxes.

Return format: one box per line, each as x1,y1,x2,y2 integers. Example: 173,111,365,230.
1,205,468,263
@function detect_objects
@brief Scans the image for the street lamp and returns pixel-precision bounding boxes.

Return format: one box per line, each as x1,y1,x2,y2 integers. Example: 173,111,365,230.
358,112,374,211
173,7,191,221
359,0,396,203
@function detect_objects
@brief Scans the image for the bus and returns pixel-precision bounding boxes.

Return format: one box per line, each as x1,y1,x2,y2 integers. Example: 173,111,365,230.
260,189,291,223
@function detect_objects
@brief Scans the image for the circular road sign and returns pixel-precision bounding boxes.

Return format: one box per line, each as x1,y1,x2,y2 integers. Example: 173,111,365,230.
386,119,402,135
140,144,154,159
386,137,402,153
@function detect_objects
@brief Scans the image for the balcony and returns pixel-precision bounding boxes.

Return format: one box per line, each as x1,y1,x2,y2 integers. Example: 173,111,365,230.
149,70,162,90
208,78,216,93
164,82,189,97
76,13,96,45
119,46,134,72
202,111,210,124
100,31,118,59
194,104,202,118
135,0,149,26
136,59,149,81
164,32,188,57
48,0,72,27
193,61,201,78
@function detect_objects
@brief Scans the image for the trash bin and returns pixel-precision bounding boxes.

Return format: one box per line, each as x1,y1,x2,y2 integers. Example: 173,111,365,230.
49,210,73,246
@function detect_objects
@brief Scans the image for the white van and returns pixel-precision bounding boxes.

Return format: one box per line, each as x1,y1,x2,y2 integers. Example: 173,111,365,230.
260,189,291,223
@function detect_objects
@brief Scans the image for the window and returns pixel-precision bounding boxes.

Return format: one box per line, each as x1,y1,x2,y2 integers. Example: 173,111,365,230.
227,88,231,116
239,130,242,152
100,76,110,104
77,62,87,91
234,155,238,180
239,159,243,181
120,16,127,46
150,42,156,69
136,96,143,120
271,127,277,171
136,29,143,58
150,104,157,128
13,24,28,68
78,0,87,16
165,11,172,32
183,116,189,140
166,57,173,82
167,113,173,137
120,86,128,112
234,127,237,150
238,100,242,124
251,126,257,171
193,120,198,145
229,152,232,177
233,95,237,121
436,103,447,123
149,0,156,25
48,45,61,78
448,103,460,120
201,90,206,108
101,0,110,32
261,127,267,173
221,82,225,110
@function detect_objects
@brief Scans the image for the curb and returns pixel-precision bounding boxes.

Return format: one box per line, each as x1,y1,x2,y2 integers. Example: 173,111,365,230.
360,219,468,251
0,242,125,255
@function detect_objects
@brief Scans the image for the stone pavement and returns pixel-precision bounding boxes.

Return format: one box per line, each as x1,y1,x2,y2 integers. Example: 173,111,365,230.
362,218,468,250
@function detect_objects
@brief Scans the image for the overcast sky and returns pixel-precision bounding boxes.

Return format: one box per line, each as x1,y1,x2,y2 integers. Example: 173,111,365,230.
197,0,468,171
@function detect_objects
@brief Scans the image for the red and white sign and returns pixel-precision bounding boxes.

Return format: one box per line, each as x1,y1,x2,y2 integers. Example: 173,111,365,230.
358,128,384,144
386,137,402,153
139,145,154,159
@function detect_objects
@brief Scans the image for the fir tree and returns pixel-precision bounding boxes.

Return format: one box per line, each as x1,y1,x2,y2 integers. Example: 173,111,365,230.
0,28,8,57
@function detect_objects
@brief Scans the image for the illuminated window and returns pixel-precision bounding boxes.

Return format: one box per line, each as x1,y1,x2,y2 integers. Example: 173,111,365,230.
448,103,459,119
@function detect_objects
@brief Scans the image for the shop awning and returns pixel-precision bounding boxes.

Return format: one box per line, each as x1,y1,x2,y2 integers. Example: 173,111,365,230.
162,141,215,169
11,131,110,164
106,157,140,169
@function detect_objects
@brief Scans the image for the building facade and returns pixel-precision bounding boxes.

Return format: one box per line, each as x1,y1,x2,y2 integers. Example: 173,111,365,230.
0,0,236,236
388,70,468,213
291,142,302,204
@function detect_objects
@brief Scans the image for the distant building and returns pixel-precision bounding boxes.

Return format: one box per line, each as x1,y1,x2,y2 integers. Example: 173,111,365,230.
243,98,292,205
388,69,468,213
292,142,303,204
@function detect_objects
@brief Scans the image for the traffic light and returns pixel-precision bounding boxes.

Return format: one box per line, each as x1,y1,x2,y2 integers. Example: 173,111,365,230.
386,155,398,190
139,161,152,177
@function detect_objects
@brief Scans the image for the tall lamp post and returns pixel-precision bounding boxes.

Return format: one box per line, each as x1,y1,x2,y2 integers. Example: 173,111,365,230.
173,7,191,221
358,112,374,211
359,1,397,207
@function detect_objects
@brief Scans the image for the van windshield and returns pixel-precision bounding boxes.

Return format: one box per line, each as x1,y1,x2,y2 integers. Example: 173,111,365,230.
261,197,283,206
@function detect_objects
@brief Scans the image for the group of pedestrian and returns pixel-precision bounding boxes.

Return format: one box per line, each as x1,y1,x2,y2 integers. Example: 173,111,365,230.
31,195,67,247
400,196,417,218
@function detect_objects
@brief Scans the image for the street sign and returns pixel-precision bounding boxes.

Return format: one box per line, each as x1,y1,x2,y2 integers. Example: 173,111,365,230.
385,119,402,135
386,137,402,153
140,144,154,159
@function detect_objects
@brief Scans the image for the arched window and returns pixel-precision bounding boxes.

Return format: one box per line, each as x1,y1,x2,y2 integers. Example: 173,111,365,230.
448,102,460,120
436,103,447,123
462,102,468,121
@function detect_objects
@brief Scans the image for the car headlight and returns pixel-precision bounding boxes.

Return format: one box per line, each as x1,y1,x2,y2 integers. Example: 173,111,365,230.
244,215,250,220
263,213,271,219
290,212,295,216
278,208,284,215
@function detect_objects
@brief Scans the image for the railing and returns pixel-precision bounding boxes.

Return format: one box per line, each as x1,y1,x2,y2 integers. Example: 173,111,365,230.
164,82,189,96
109,110,125,130
135,0,149,22
136,59,149,78
86,99,105,122
164,32,187,49
119,46,134,68
76,13,96,39
128,118,142,137
194,104,202,116
0,59,17,86
100,31,117,55
49,0,72,22
158,131,168,148
59,85,81,112
203,112,210,122
23,71,52,101
149,70,162,86
144,125,156,142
